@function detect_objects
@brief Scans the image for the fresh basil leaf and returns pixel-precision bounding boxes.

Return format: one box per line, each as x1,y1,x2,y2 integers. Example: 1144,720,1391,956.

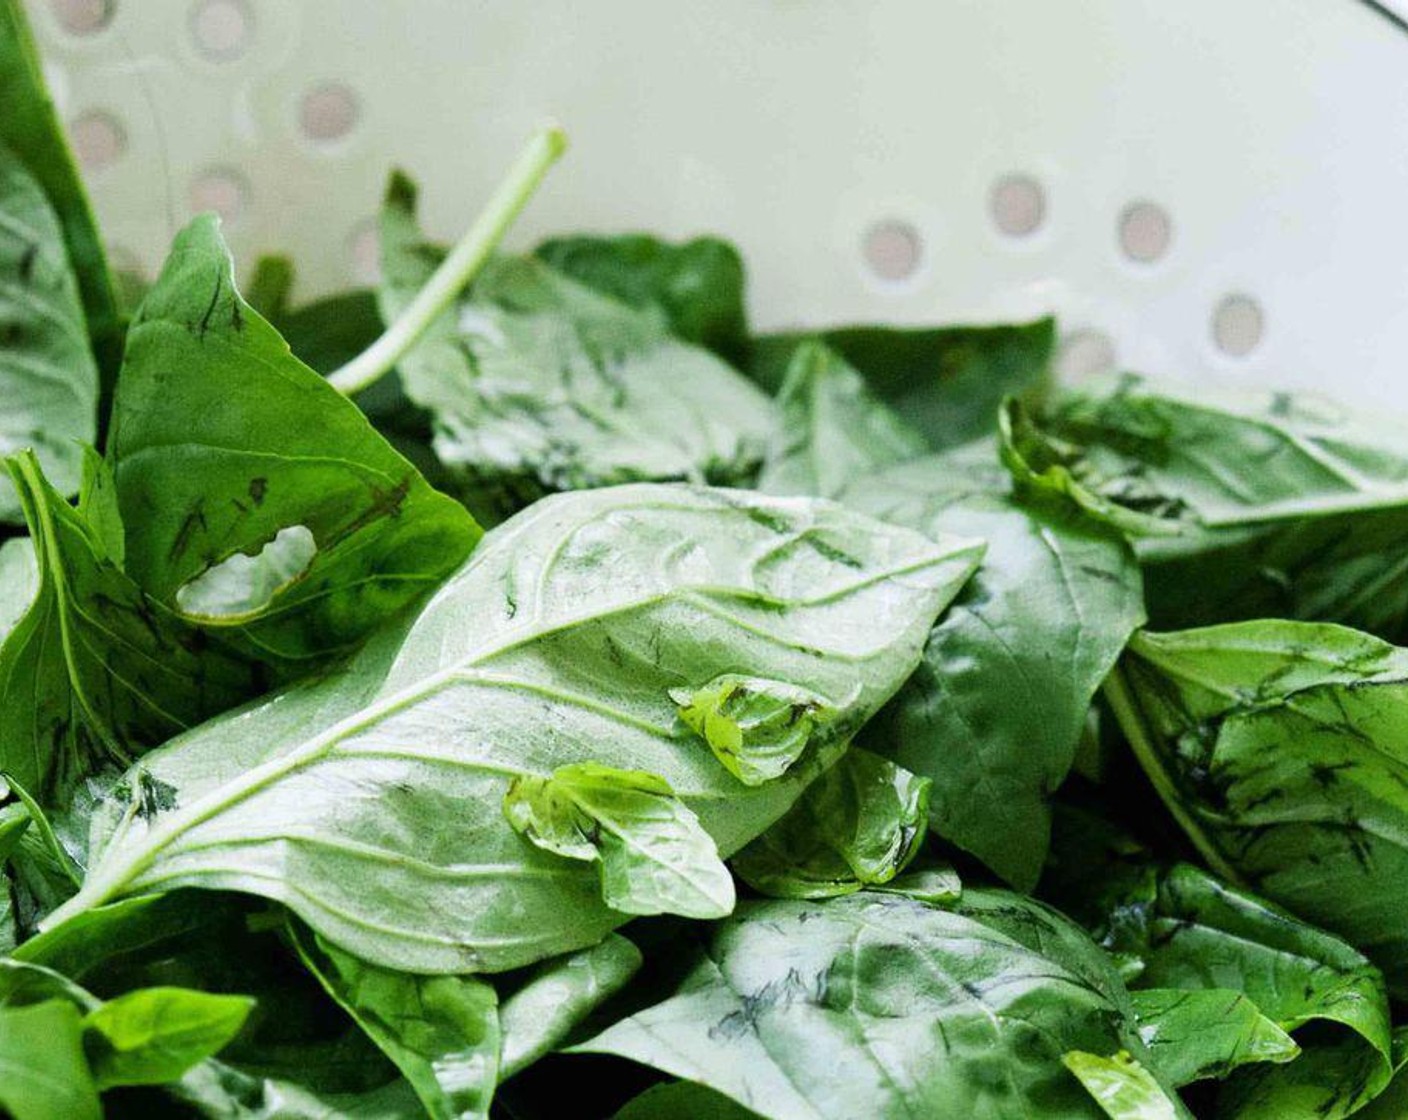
1012,375,1408,639
671,674,838,787
1111,620,1408,996
731,747,930,899
0,998,102,1120
575,888,1175,1120
1062,1051,1183,1120
844,440,1144,888
749,317,1055,450
498,933,642,1080
169,1057,423,1119
49,485,980,973
0,537,36,641
504,762,735,919
535,233,749,364
0,450,262,804
1359,1031,1408,1120
0,0,120,382
84,986,255,1089
1045,810,1396,1119
0,142,99,522
1129,989,1298,1087
612,1081,762,1120
378,173,771,522
290,921,499,1120
1000,397,1184,538
108,215,480,672
757,341,926,499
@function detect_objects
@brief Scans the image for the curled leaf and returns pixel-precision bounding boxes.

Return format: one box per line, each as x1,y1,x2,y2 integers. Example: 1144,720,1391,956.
505,762,736,919
671,675,838,786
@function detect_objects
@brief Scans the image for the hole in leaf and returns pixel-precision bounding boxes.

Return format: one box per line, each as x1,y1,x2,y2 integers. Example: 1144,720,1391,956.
175,525,317,622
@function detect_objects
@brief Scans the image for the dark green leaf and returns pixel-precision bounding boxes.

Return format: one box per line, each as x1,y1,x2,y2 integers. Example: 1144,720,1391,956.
731,747,930,899
612,1081,762,1120
50,485,980,972
108,215,481,672
0,450,261,804
0,999,101,1120
1044,809,1396,1119
756,340,926,499
378,173,771,522
845,440,1144,888
749,317,1055,451
291,921,499,1120
536,233,749,363
575,888,1177,1120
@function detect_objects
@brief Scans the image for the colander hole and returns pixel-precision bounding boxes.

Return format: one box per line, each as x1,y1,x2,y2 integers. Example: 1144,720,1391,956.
1212,294,1264,357
189,168,249,224
862,220,923,283
69,110,126,171
349,223,380,284
49,0,112,35
1057,329,1117,380
190,0,253,61
1118,201,1172,263
990,175,1045,237
299,83,360,144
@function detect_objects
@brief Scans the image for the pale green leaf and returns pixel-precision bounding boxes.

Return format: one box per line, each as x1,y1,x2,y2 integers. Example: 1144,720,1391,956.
1062,1051,1182,1120
671,674,837,787
498,933,642,1079
48,485,981,973
0,0,118,367
0,142,98,522
505,762,734,919
378,173,771,521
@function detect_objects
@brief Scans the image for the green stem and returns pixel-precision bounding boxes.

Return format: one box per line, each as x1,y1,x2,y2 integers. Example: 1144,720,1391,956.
328,124,567,396
1101,663,1244,885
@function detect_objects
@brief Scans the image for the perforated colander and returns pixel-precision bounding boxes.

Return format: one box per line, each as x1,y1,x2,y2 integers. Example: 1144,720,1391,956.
27,0,1408,408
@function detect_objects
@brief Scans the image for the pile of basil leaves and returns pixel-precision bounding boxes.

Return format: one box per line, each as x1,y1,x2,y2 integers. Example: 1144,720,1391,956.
3,5,1407,1118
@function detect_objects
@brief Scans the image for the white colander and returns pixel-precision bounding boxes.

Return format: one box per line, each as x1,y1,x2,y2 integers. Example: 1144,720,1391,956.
27,0,1408,409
